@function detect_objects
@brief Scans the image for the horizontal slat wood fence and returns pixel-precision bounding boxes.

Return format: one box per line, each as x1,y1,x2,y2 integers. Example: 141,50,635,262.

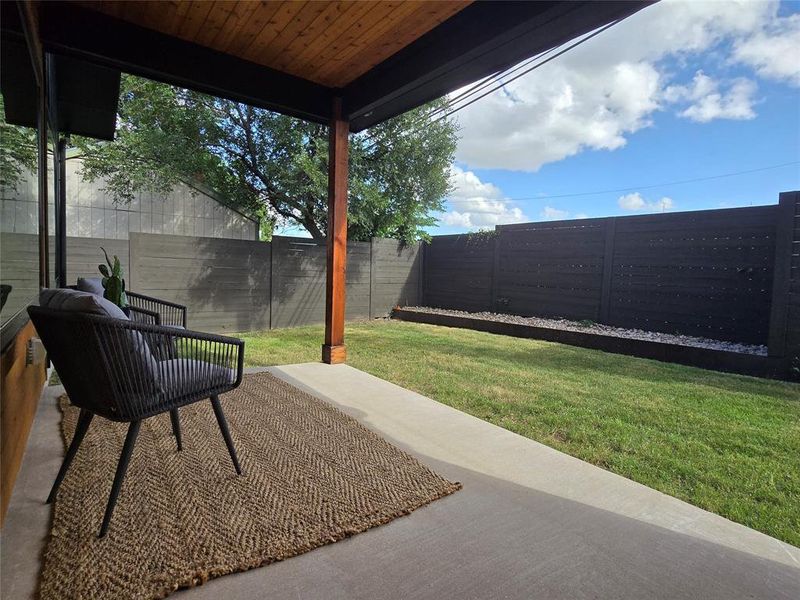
767,192,800,373
424,203,789,346
1,234,420,333
130,235,419,332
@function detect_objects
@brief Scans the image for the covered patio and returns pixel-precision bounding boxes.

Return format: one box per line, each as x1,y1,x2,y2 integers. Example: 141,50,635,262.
2,1,799,598
4,363,799,599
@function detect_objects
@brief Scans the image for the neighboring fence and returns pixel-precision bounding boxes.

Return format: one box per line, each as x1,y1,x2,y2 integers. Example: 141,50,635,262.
130,234,271,332
133,234,420,332
424,204,785,346
2,230,424,330
0,233,421,333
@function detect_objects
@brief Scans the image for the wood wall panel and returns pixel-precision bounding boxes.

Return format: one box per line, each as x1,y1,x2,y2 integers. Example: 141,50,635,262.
609,207,777,343
1,320,47,525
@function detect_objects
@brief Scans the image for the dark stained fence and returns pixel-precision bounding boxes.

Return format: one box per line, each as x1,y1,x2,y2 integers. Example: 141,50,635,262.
424,204,783,345
0,235,130,324
130,233,271,333
768,192,800,370
66,237,130,282
371,238,422,317
0,233,40,322
423,233,494,311
789,195,800,364
607,207,777,343
495,219,607,321
270,237,372,329
269,237,324,329
123,233,419,333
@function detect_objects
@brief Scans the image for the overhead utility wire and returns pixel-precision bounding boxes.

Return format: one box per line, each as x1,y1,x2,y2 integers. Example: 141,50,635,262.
401,44,562,128
360,46,559,149
446,162,800,207
426,20,619,127
361,20,619,153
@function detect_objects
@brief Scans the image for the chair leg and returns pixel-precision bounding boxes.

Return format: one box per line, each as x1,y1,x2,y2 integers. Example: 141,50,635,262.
169,409,182,451
47,409,93,504
99,421,141,538
210,395,242,475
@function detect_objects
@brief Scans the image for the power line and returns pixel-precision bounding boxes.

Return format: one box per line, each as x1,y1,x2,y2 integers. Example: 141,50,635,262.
446,161,800,206
427,21,619,127
399,44,561,129
362,20,619,154
447,160,800,212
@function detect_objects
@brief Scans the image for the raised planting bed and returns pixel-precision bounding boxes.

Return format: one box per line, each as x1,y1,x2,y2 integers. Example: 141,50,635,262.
393,307,790,380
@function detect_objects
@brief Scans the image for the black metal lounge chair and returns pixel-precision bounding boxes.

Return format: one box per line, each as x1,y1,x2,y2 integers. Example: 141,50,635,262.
28,288,244,537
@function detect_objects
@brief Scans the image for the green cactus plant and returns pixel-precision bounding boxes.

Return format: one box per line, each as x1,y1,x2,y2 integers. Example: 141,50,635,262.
98,247,128,309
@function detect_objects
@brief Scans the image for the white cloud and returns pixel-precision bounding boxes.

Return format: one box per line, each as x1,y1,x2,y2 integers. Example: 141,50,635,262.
618,192,674,212
454,0,794,172
440,166,528,229
540,206,569,220
664,72,758,122
734,14,800,86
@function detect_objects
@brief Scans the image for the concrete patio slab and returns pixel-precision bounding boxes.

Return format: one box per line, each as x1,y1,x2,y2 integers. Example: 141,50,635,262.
2,363,798,599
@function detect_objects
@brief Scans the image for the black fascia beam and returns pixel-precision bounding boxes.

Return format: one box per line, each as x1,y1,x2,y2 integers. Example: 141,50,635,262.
37,3,333,126
344,1,654,132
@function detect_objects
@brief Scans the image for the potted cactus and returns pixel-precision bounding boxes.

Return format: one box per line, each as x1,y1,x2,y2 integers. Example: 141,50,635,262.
98,247,129,314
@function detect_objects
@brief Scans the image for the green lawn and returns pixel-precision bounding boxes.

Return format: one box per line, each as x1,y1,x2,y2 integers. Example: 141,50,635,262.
238,320,800,546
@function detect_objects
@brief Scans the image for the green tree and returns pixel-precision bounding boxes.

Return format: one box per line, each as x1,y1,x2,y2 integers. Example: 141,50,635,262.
0,95,37,188
74,75,458,243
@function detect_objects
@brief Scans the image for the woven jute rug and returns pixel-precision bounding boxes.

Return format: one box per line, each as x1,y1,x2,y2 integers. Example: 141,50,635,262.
40,371,461,599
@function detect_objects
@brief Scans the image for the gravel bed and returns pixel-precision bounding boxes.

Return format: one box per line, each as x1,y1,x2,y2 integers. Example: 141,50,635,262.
398,306,767,356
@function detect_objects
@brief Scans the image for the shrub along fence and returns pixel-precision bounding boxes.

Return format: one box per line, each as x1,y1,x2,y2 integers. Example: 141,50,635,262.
422,192,800,375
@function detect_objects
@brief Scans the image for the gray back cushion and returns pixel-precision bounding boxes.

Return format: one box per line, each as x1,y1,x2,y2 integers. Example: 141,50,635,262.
39,288,160,391
76,277,105,296
40,288,128,320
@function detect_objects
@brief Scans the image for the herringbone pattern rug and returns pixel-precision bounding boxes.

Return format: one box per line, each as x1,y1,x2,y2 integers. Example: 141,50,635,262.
40,372,461,599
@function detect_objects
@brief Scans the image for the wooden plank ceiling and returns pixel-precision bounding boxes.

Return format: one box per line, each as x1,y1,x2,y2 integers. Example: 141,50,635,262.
76,1,472,88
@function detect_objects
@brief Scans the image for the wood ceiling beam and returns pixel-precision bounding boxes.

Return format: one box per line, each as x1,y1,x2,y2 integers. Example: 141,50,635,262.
36,2,334,125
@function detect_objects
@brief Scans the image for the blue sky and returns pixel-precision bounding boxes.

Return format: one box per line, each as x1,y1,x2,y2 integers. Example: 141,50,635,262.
431,0,800,235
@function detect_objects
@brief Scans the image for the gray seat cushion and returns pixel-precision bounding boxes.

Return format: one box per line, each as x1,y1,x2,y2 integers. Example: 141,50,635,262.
76,277,105,296
158,359,235,398
40,288,128,320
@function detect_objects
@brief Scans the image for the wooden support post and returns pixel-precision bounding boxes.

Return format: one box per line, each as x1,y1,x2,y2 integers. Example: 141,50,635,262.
322,98,349,364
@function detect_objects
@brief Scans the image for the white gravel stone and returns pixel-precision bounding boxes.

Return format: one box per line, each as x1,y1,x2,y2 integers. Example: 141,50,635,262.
398,306,767,356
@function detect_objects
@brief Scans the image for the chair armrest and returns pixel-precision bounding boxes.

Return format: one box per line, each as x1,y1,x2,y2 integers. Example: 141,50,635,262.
127,292,187,328
128,320,245,391
128,306,160,325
